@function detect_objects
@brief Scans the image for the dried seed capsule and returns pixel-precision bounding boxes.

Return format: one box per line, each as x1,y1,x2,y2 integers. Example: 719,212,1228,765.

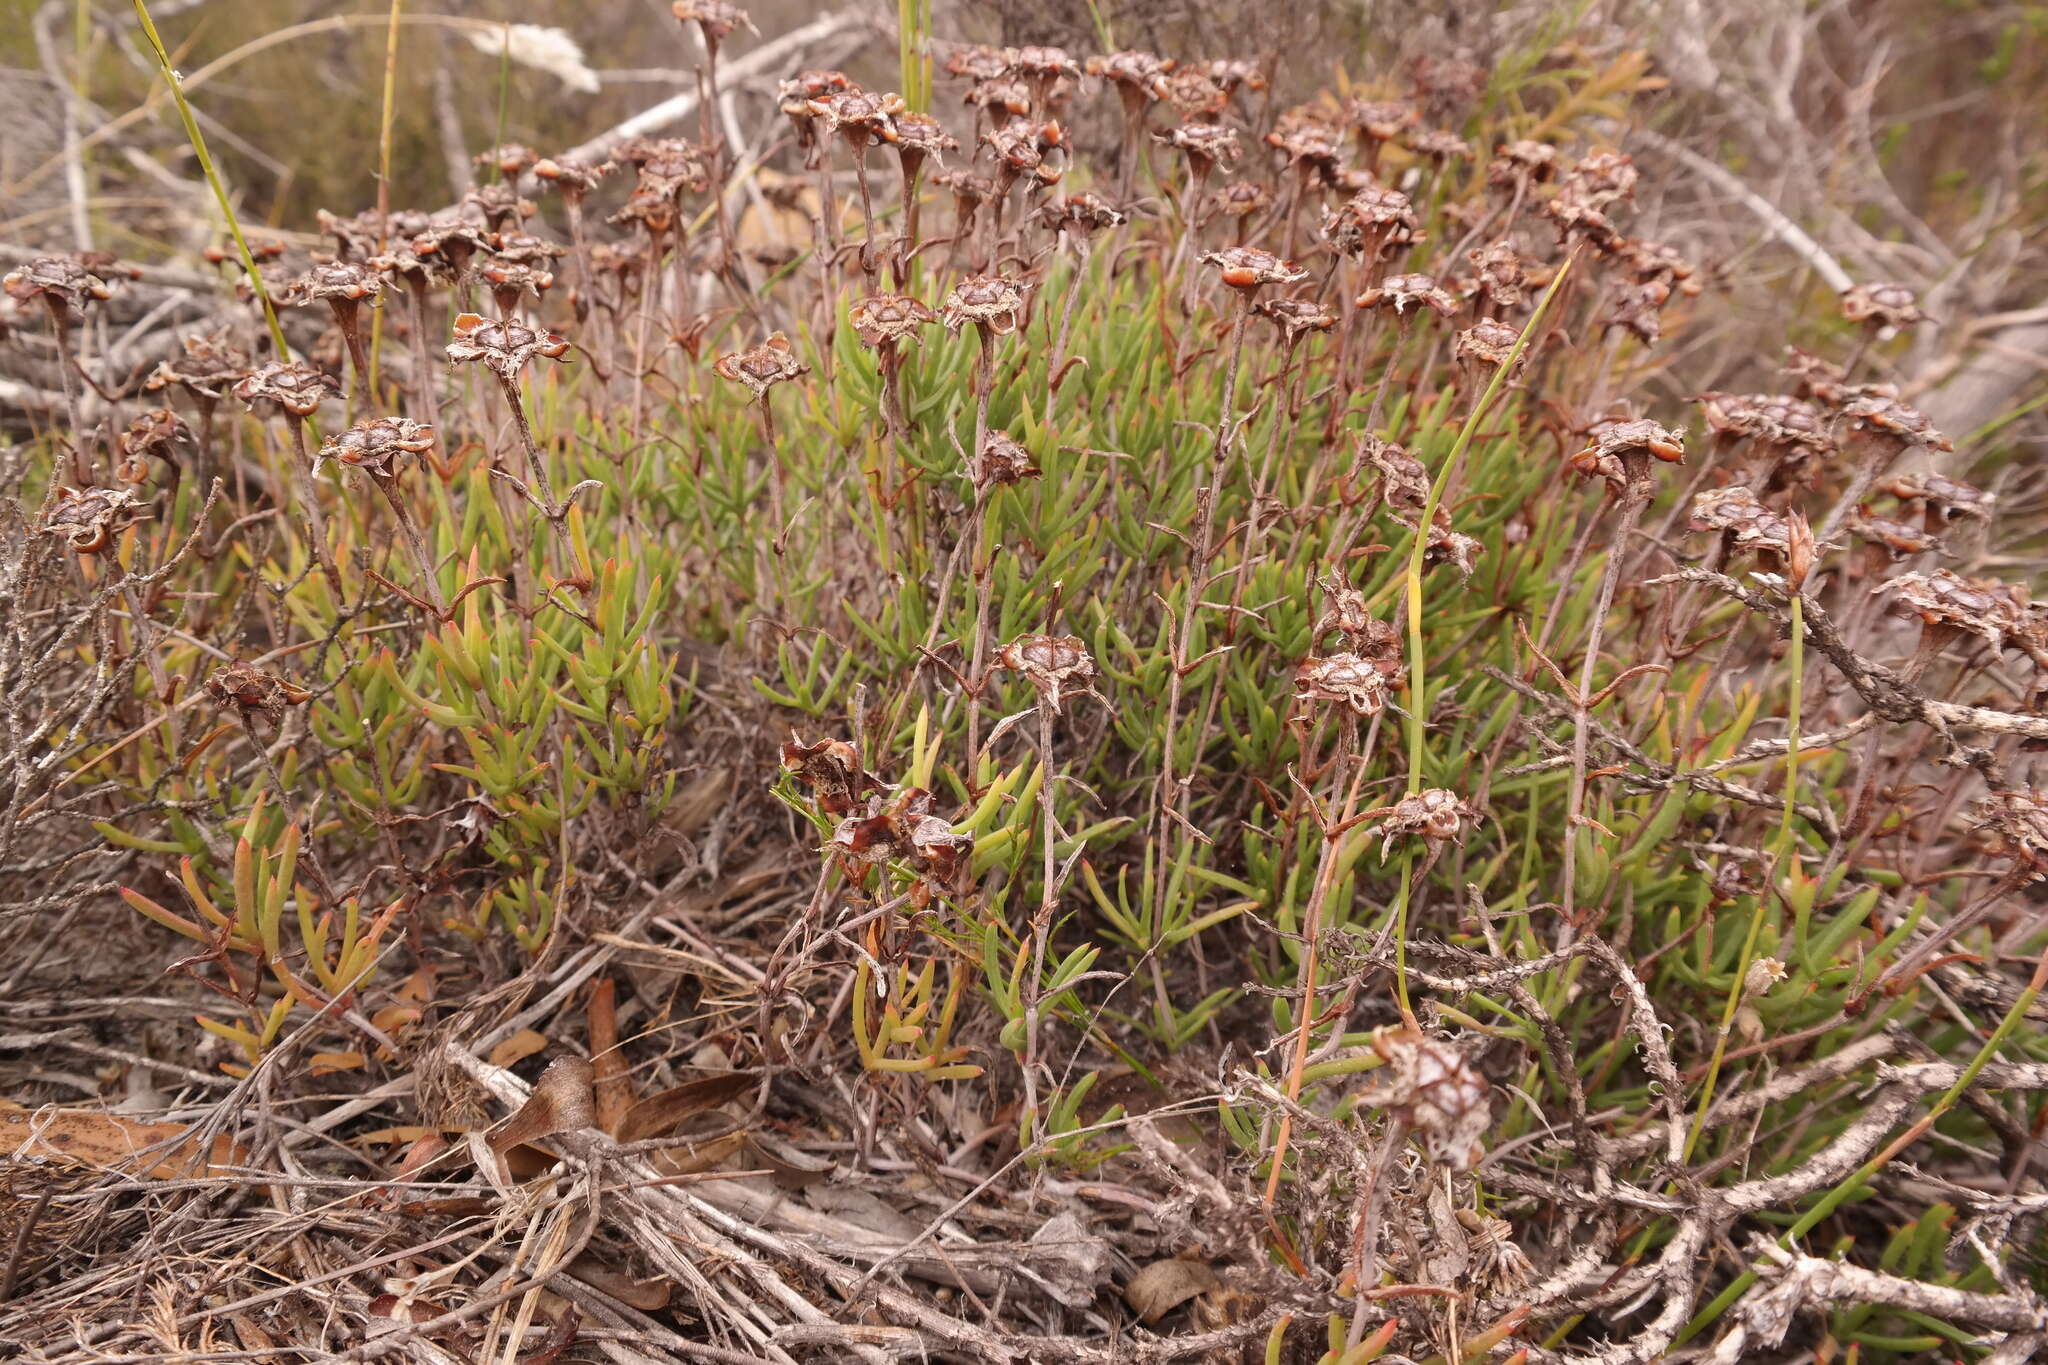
39,486,144,553
1356,272,1458,319
1877,569,2023,651
319,417,435,480
446,314,570,379
1365,788,1482,861
941,275,1028,335
848,294,937,349
205,661,313,723
1200,246,1307,294
1970,790,2048,879
780,735,878,816
712,332,808,400
232,360,340,418
1294,652,1394,719
972,432,1041,489
997,634,1100,713
1840,281,1925,331
1362,1026,1491,1171
1254,296,1336,342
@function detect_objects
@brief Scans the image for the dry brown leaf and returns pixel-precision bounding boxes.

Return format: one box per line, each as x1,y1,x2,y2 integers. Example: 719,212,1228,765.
486,1029,550,1069
586,978,634,1137
487,1056,596,1157
614,1072,752,1144
1123,1257,1220,1326
566,1255,672,1311
1,1101,245,1179
748,1131,835,1190
647,1129,745,1177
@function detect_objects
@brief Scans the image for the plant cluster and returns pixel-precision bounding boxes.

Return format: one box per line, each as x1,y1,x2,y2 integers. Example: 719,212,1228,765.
1,5,2045,1363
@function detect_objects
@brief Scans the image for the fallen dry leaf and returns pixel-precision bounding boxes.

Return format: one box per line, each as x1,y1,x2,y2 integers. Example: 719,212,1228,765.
1123,1256,1220,1326
1,1101,245,1179
487,1028,550,1069
487,1056,597,1158
615,1072,752,1144
587,978,633,1136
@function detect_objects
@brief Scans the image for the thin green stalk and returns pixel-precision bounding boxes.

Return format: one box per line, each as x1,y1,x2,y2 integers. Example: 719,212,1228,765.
1401,252,1576,796
1683,593,1803,1162
130,0,289,359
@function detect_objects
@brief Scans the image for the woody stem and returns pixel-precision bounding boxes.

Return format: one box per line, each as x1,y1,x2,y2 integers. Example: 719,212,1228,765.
284,417,344,597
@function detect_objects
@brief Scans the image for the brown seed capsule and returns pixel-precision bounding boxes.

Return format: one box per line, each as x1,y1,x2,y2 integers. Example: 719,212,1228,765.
1153,121,1241,170
407,215,491,280
1209,180,1272,221
1322,186,1422,260
830,786,973,893
115,408,190,483
941,275,1028,335
1200,246,1307,294
1849,514,1944,560
1879,473,1993,522
463,181,537,232
232,360,340,419
1361,1025,1491,1170
446,313,571,379
1157,67,1227,121
1312,573,1402,663
1468,240,1526,313
1403,127,1472,162
474,142,540,179
39,486,144,553
1688,486,1791,553
1293,653,1394,719
973,432,1041,489
1878,569,2022,650
205,661,313,723
1344,97,1419,145
1366,788,1482,862
283,261,382,307
1696,392,1834,457
608,190,678,237
1840,281,1925,331
1254,296,1337,342
671,0,756,45
997,634,1100,713
712,332,808,400
1969,790,2048,880
1356,272,1459,319
1038,193,1128,237
848,294,937,349
1265,109,1345,174
3,253,121,318
1355,436,1429,512
319,417,435,481
1487,138,1560,189
1841,391,1952,454
1417,508,1485,580
1454,318,1523,370
1580,417,1686,470
1563,150,1638,208
1204,58,1266,98
615,137,710,200
809,88,904,147
882,111,957,170
941,45,1010,84
1087,49,1175,101
780,735,878,816
146,328,253,401
532,154,612,201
